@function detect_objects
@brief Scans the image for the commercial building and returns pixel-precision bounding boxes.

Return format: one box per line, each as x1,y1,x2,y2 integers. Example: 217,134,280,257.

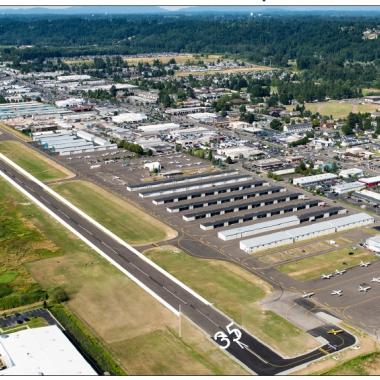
0,325,96,375
218,216,301,241
339,168,364,179
240,213,374,253
293,173,338,186
359,176,380,187
365,235,380,253
137,123,180,135
353,189,380,205
112,112,147,124
331,181,365,195
57,74,91,82
34,131,117,156
188,112,218,123
0,102,70,119
216,146,263,160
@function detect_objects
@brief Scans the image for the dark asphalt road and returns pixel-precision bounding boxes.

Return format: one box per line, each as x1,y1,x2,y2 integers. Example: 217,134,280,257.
0,158,357,375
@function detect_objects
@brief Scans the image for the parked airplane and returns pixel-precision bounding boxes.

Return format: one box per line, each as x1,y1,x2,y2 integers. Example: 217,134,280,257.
359,261,371,268
358,285,371,292
327,343,338,351
302,292,315,298
371,277,380,283
331,290,343,296
335,269,346,275
328,329,343,335
321,274,333,279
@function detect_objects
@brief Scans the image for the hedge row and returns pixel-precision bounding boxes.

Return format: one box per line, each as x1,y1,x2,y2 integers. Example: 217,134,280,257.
49,304,125,375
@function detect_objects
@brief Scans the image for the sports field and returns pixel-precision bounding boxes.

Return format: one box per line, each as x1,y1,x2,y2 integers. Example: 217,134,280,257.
287,100,379,119
277,247,378,281
0,140,73,182
51,180,176,245
145,245,319,357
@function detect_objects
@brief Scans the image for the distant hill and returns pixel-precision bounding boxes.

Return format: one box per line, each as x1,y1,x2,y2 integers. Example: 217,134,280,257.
0,6,379,16
0,6,167,15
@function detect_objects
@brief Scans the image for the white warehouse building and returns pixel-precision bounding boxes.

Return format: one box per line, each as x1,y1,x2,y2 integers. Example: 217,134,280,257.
365,235,380,253
331,181,365,195
240,213,374,253
218,215,300,241
293,173,338,186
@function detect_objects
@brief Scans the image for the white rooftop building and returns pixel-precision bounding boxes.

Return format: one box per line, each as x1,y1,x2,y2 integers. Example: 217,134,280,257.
293,173,338,186
331,181,365,195
365,235,380,253
57,74,91,82
339,168,364,179
0,325,96,375
112,112,147,124
138,123,180,134
188,112,218,123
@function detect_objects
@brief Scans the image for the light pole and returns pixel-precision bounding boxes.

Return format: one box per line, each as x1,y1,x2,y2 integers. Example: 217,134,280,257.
178,304,182,338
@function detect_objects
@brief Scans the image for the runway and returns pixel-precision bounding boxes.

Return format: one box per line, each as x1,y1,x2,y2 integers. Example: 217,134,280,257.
0,156,357,375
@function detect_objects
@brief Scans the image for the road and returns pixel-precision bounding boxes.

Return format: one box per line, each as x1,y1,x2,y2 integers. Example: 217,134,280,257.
0,157,356,375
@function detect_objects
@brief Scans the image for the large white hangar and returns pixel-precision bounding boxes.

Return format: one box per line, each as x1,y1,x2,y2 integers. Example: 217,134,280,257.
218,215,300,241
240,213,374,254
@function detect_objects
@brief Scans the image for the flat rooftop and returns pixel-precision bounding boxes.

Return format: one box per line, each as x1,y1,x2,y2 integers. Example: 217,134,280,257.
0,325,96,375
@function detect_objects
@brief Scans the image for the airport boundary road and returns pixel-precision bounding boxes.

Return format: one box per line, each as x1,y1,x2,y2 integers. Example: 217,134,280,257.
0,154,356,375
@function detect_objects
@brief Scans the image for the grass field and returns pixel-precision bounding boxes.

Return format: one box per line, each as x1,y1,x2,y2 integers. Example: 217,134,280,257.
51,180,176,245
277,247,378,281
362,88,380,96
321,352,380,375
65,54,222,66
0,123,31,142
0,179,63,309
175,64,273,77
0,316,48,334
0,178,246,374
287,100,380,119
0,140,73,182
145,246,319,357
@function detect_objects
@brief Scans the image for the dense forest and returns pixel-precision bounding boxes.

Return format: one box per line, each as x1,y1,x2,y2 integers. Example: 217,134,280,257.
0,14,379,86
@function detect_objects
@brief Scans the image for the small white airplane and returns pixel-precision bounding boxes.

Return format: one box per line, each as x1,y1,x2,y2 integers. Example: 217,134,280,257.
371,277,380,283
321,274,333,279
327,343,338,351
359,261,371,268
331,289,343,296
335,269,346,275
302,292,315,298
358,285,371,292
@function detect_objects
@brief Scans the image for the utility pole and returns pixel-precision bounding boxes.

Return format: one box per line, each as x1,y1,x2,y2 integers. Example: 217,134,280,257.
178,304,182,338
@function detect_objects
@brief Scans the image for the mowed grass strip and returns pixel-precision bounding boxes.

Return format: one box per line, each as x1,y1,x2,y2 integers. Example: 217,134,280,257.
0,123,31,142
0,140,73,182
321,352,380,375
1,178,246,375
145,246,319,357
277,247,378,282
51,180,176,245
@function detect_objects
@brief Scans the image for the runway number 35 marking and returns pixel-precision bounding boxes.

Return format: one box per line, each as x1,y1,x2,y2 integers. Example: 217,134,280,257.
214,322,248,350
